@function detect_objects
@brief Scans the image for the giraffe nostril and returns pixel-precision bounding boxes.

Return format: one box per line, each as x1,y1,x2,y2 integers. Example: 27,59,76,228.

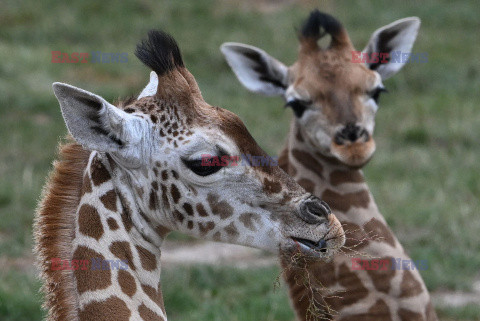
334,124,367,144
300,196,331,224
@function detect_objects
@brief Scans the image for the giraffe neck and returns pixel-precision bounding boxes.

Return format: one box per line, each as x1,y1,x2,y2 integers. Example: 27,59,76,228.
73,150,167,320
280,120,436,321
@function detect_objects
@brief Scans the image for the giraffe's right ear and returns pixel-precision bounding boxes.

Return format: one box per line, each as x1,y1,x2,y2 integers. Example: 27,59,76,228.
221,43,288,96
53,82,151,166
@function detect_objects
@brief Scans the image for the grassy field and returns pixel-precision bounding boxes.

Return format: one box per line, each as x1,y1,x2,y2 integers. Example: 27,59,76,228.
0,0,479,320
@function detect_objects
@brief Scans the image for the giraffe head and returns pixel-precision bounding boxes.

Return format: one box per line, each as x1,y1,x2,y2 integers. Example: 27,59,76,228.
52,31,345,260
221,10,420,168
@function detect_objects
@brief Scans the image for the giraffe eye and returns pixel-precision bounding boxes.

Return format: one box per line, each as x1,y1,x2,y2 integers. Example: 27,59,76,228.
285,99,310,118
370,87,388,103
182,157,223,177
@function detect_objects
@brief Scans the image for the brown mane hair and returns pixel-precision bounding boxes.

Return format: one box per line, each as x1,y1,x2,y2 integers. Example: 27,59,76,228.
34,138,90,321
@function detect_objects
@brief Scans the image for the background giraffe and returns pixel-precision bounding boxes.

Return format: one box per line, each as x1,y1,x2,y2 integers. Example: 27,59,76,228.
221,10,437,321
34,29,346,321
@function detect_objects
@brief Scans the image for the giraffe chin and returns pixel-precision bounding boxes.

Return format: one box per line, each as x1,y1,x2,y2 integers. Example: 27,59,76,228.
330,138,376,169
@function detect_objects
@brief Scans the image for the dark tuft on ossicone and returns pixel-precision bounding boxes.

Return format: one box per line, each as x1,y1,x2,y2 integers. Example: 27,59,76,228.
300,9,343,42
135,30,184,76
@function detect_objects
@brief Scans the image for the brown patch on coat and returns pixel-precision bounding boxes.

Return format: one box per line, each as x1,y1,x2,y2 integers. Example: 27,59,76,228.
207,194,233,219
161,184,170,209
335,262,369,306
141,284,166,313
337,299,392,321
278,147,291,175
196,203,209,217
263,177,282,194
72,246,111,294
109,241,136,271
199,221,215,235
363,218,396,248
280,257,336,321
118,194,133,232
79,296,130,321
321,188,370,212
136,246,158,271
342,221,369,252
82,173,92,195
90,156,111,186
292,148,324,178
239,213,260,232
173,210,185,223
138,303,163,320
183,203,194,216
170,184,181,203
78,204,104,240
224,222,239,240
155,225,171,238
100,189,117,212
365,256,396,293
118,270,137,297
107,218,119,230
398,308,424,321
400,270,424,298
367,298,392,320
297,178,315,194
161,170,168,180
149,190,159,210
330,169,364,186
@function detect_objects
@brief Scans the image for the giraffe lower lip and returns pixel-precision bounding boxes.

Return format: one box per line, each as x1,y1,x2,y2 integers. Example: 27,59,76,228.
292,237,328,253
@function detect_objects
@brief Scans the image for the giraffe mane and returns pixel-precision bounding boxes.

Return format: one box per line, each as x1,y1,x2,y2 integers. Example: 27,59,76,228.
34,137,90,321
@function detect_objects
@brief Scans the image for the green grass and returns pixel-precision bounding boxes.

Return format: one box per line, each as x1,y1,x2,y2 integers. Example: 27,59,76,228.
0,269,43,321
163,265,293,321
0,0,479,319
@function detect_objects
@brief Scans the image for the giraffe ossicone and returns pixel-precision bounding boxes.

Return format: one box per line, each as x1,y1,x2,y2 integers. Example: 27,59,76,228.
34,29,345,321
222,10,437,321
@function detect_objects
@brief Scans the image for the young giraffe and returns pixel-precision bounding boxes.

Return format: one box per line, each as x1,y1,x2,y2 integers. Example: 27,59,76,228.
34,30,346,321
221,10,438,321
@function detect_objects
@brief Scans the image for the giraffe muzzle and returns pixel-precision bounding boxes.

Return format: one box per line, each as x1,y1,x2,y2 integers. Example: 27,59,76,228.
334,123,369,145
291,237,328,253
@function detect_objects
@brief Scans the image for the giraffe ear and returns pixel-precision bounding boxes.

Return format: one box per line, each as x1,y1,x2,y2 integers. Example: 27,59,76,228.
138,71,159,99
362,17,421,80
53,82,151,167
221,42,288,96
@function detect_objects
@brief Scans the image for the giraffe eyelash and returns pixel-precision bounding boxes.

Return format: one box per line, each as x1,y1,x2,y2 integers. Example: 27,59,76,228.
369,87,388,103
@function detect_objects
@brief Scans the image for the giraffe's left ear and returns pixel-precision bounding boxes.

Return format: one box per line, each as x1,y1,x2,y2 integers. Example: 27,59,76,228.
138,71,159,99
362,17,421,80
221,42,288,96
53,82,151,167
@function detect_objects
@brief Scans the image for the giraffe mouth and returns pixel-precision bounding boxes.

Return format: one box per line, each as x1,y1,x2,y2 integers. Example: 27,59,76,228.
291,237,328,254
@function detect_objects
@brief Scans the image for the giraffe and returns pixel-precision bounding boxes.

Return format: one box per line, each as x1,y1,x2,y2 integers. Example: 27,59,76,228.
221,10,438,321
34,30,346,321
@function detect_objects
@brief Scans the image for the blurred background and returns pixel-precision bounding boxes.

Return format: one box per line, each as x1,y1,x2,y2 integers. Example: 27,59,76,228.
0,0,479,320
